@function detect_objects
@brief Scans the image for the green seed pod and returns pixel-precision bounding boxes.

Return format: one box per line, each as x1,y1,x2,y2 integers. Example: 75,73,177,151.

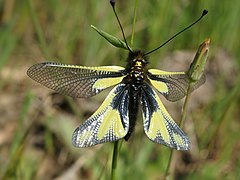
188,38,210,82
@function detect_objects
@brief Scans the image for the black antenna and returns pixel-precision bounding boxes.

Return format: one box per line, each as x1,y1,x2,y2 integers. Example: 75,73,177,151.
110,0,133,53
144,10,208,56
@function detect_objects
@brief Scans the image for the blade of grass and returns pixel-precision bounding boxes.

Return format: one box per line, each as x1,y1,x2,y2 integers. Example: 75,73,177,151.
208,74,240,150
26,0,49,57
1,92,34,179
0,20,17,71
111,141,119,180
130,0,139,48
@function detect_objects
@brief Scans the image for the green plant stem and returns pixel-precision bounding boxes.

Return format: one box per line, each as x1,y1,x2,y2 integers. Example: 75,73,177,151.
131,0,139,48
111,141,119,180
180,84,192,128
164,83,193,179
164,149,173,179
110,1,139,179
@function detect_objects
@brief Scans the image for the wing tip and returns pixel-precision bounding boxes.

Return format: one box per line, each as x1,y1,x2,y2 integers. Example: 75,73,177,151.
27,62,50,77
172,135,191,151
145,135,191,150
72,127,82,147
72,126,96,148
175,143,191,151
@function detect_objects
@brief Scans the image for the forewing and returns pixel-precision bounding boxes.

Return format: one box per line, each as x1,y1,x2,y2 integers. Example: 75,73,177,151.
72,83,129,147
27,62,126,98
147,69,205,102
141,84,190,150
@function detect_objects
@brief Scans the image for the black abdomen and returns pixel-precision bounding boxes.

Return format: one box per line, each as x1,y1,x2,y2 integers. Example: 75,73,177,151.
124,84,140,141
123,50,148,140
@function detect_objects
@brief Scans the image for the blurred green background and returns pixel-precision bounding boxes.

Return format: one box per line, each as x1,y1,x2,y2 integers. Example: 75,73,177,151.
0,0,240,179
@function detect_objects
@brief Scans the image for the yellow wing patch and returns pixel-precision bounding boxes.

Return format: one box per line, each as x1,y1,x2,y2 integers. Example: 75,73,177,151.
97,109,126,139
147,111,170,143
47,64,125,72
141,84,190,150
147,68,205,102
148,80,168,93
148,69,185,75
72,84,129,147
93,76,125,91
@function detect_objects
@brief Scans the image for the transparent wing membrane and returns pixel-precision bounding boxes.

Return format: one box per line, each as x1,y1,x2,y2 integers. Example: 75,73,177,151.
27,62,125,98
147,69,205,102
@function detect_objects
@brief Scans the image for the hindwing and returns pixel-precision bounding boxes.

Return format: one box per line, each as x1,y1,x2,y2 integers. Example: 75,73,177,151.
141,84,190,150
72,83,129,147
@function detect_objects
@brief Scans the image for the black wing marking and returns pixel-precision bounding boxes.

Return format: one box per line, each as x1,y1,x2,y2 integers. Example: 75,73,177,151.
27,62,126,98
141,83,190,150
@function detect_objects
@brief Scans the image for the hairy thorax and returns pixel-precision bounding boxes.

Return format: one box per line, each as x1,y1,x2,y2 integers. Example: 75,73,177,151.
124,50,148,85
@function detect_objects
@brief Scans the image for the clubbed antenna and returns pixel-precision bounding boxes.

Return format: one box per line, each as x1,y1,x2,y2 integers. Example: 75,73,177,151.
144,10,208,56
110,0,133,53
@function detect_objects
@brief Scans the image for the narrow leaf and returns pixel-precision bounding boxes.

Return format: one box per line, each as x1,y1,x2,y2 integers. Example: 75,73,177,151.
91,25,129,50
